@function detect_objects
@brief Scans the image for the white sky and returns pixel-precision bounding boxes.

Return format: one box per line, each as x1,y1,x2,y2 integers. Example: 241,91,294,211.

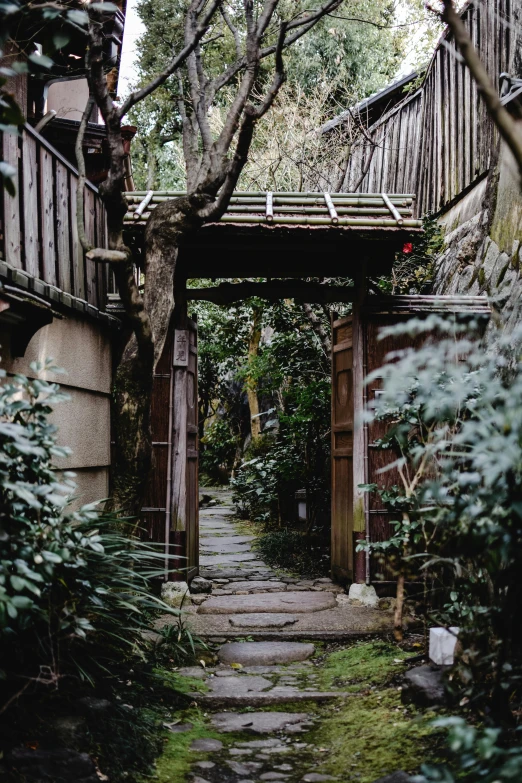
118,0,145,96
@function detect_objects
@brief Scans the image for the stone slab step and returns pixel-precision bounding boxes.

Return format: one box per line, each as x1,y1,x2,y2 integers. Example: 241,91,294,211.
229,614,298,628
198,591,337,615
218,641,315,665
211,711,312,734
224,581,288,594
190,689,351,707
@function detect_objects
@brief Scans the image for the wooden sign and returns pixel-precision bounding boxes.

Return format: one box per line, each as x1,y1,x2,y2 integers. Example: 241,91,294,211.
173,330,189,366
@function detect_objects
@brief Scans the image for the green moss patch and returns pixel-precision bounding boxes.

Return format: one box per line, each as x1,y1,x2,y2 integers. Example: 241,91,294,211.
155,708,223,783
317,641,408,692
315,688,441,782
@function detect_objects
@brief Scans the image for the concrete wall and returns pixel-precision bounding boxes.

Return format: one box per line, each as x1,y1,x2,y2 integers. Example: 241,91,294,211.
433,132,522,350
0,313,113,507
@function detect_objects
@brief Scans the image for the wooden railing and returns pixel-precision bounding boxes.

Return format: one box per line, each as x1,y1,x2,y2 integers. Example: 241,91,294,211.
0,123,109,311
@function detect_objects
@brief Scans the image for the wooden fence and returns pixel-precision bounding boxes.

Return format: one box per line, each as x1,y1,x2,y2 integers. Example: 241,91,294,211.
0,123,109,310
343,0,518,215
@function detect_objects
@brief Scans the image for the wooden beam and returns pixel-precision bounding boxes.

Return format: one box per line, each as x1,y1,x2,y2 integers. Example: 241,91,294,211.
187,281,355,305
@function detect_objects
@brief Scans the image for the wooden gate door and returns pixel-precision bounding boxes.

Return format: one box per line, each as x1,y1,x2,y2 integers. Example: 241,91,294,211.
142,313,199,582
331,315,354,583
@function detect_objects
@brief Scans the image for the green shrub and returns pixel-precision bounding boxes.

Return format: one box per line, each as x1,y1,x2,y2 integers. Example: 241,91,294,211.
0,361,182,710
254,528,330,576
363,316,522,779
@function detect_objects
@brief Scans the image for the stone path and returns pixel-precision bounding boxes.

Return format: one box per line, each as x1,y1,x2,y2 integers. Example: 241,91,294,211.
184,488,393,639
157,488,402,783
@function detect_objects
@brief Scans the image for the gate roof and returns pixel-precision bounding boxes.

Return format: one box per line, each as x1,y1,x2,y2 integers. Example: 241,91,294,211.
124,191,423,278
125,191,421,231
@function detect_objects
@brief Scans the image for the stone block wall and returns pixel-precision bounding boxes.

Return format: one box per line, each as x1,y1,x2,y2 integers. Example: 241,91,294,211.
433,134,522,347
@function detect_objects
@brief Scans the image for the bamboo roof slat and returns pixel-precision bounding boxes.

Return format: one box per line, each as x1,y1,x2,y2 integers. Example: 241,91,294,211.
123,190,422,231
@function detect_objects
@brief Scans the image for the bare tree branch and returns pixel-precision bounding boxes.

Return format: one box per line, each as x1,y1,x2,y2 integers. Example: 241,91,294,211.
118,0,221,119
199,21,287,220
220,1,242,58
75,95,95,253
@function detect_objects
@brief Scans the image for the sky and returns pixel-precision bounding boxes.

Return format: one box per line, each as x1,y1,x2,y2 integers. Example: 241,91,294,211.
118,0,145,96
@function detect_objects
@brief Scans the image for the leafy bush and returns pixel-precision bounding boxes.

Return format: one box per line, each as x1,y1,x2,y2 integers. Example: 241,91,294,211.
417,718,522,782
254,528,330,576
0,362,182,711
362,315,522,778
200,417,238,483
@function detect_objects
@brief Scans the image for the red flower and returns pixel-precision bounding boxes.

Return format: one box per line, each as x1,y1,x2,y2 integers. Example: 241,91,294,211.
402,242,413,255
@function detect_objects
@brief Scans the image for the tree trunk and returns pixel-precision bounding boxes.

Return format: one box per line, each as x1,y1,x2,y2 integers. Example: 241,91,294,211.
111,195,208,518
246,305,263,440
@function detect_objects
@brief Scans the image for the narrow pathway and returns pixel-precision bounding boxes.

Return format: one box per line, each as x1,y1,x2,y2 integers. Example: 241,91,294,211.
153,489,419,783
187,488,392,640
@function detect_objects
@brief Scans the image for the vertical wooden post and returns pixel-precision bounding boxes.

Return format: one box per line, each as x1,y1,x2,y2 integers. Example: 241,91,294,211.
352,261,368,584
169,276,189,580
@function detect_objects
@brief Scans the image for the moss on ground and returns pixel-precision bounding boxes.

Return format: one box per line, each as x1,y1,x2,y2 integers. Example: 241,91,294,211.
314,688,441,783
153,668,209,695
155,708,224,783
317,640,408,692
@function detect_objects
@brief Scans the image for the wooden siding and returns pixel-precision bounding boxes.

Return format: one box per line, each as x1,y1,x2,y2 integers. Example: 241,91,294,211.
0,123,109,310
343,0,517,215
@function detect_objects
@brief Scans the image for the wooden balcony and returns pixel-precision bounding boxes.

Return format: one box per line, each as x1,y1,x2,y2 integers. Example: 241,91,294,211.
0,123,112,318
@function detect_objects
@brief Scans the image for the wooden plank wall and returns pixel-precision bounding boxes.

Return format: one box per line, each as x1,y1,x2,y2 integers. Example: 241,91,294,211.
0,123,109,309
343,0,516,215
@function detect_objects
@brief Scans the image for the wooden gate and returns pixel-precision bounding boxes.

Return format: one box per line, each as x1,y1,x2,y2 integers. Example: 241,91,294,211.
331,315,354,582
141,312,199,582
331,296,490,586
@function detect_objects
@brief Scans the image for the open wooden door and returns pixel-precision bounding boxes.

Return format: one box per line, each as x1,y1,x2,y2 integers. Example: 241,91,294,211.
142,307,199,582
331,315,354,583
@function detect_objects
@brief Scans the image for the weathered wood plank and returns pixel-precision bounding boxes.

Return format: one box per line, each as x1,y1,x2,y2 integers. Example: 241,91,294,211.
40,145,56,285
69,176,86,300
55,163,72,292
22,133,39,276
84,187,97,305
2,132,22,266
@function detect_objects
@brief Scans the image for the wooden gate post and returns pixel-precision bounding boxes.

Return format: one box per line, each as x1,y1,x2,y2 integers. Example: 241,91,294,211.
169,276,199,581
352,263,368,584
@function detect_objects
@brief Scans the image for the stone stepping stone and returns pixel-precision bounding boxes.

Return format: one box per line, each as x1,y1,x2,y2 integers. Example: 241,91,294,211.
199,591,337,614
200,553,261,566
190,738,223,752
211,712,310,734
229,614,298,628
201,535,254,545
201,542,253,554
226,581,287,593
209,675,272,695
218,642,315,666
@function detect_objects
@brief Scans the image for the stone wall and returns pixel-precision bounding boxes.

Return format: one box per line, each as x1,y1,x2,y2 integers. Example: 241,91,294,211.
1,313,113,506
433,133,522,346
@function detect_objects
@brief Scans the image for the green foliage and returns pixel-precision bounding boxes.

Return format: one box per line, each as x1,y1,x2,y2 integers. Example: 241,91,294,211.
362,314,522,777
200,417,238,484
0,362,183,709
253,528,329,576
418,718,522,783
377,216,444,295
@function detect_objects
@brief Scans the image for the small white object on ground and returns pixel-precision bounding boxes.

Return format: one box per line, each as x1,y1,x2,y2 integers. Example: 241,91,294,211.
347,583,379,608
161,580,190,607
429,626,459,666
